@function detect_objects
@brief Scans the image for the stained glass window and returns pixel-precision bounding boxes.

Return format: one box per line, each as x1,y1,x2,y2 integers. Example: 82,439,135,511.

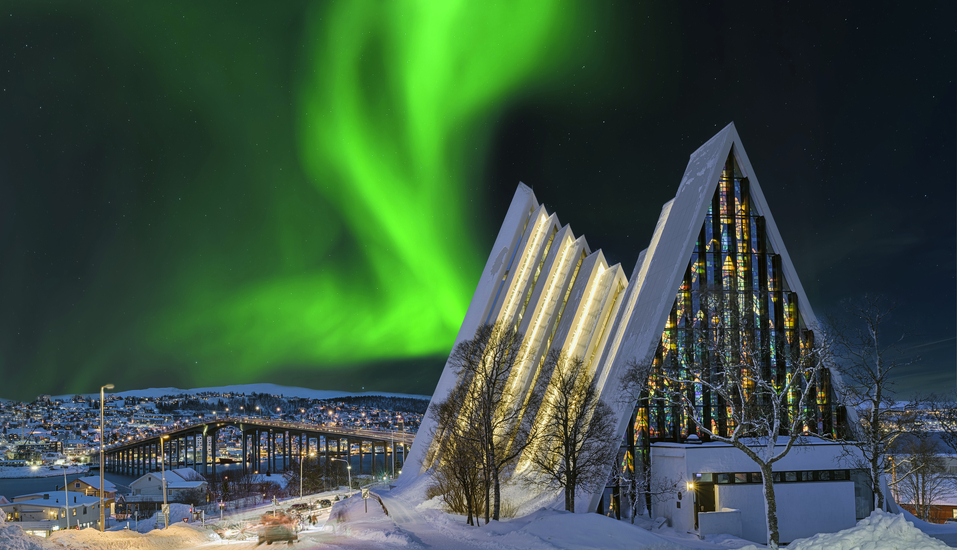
635,148,836,449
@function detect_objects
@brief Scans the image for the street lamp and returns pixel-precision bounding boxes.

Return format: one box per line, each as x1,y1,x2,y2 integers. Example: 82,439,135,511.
299,451,315,501
160,435,170,528
330,458,352,496
99,383,113,532
62,467,70,530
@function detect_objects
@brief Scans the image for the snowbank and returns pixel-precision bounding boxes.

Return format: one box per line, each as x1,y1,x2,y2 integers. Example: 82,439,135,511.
329,493,414,546
112,503,196,534
740,510,950,550
49,523,218,550
0,523,57,550
499,509,682,549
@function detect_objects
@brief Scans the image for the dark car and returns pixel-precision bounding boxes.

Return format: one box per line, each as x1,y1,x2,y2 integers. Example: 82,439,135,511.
318,499,332,509
258,523,298,546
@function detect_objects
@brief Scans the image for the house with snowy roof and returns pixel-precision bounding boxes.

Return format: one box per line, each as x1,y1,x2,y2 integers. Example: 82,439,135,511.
1,492,102,534
56,475,116,511
403,123,877,545
129,467,207,502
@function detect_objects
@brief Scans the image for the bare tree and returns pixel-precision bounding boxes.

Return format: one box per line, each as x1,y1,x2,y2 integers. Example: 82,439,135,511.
524,351,618,512
426,382,486,525
830,295,920,511
615,448,679,523
622,293,831,549
894,429,951,522
440,323,542,523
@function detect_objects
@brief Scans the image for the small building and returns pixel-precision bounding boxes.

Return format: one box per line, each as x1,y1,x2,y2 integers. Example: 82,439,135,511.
58,475,116,499
56,475,116,515
649,438,871,544
1,492,102,535
129,467,207,502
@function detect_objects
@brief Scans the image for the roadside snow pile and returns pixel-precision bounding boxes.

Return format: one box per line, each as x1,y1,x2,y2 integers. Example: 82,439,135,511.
49,523,219,550
113,503,195,533
0,523,57,550
329,495,414,546
742,510,949,550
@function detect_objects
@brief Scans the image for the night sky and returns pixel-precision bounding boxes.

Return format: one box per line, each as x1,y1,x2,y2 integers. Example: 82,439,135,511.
1,2,953,402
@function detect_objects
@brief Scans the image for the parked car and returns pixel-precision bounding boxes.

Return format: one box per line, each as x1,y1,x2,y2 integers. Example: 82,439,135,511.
317,499,332,509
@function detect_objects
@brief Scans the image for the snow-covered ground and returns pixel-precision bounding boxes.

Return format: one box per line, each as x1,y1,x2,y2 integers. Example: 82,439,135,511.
0,464,88,479
4,476,957,549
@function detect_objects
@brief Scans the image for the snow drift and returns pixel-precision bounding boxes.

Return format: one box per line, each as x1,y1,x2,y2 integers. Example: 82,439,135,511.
741,510,950,550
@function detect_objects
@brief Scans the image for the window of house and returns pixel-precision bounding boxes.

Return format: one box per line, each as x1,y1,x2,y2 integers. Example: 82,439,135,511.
734,473,748,484
801,471,813,482
818,470,830,481
74,482,80,488
83,507,87,514
716,473,730,484
750,472,762,483
785,472,797,482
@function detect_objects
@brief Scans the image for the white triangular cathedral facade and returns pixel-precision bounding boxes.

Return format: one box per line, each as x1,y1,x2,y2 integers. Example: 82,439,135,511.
401,123,860,540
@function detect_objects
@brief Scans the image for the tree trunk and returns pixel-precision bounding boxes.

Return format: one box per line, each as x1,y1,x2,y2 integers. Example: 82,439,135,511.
872,453,885,510
568,479,576,513
760,463,780,549
492,464,502,520
465,488,473,526
483,476,490,525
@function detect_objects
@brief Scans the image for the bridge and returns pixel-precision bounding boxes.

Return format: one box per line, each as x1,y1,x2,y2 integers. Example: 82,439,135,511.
99,416,414,481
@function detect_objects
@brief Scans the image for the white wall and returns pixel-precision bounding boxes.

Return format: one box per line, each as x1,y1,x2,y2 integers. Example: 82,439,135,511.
651,441,863,544
131,474,164,496
716,481,855,544
649,448,693,532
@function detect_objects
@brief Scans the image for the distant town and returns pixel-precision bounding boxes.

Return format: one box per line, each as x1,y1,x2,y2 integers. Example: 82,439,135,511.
0,388,426,472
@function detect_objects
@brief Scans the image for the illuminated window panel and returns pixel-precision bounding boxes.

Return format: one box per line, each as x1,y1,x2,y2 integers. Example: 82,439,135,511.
644,149,834,442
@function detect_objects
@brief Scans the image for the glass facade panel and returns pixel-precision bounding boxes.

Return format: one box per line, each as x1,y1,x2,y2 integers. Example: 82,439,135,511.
634,149,838,448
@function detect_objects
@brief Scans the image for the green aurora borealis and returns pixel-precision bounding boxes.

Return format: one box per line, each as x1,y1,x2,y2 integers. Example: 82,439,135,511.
163,1,582,377
2,1,594,399
3,2,954,401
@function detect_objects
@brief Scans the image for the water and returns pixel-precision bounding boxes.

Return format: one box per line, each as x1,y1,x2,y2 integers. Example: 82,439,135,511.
0,471,139,499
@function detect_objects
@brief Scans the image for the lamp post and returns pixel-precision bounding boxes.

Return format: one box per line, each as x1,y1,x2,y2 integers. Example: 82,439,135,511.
331,458,352,496
160,435,170,528
99,383,113,532
63,467,70,530
299,451,315,501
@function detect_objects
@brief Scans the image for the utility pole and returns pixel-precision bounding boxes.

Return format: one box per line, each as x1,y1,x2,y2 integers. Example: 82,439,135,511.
99,383,114,532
